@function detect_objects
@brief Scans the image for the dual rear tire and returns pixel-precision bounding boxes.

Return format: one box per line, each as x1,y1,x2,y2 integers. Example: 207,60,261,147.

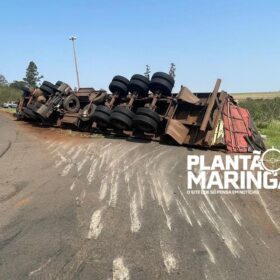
149,72,175,96
109,76,129,97
110,106,135,130
128,74,149,97
133,107,160,133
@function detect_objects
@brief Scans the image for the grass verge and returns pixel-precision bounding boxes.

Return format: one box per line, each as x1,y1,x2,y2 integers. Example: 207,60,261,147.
258,122,280,149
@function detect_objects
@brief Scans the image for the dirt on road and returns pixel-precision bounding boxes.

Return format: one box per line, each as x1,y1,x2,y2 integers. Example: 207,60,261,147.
0,113,280,280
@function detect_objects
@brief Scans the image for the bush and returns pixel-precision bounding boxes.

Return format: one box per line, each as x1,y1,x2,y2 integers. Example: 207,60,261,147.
239,97,280,126
239,97,280,148
0,86,21,104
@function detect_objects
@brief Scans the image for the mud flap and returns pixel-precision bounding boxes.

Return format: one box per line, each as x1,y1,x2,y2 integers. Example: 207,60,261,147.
165,119,189,145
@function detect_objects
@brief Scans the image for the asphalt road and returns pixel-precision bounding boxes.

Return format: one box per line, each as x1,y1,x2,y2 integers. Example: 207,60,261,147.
0,113,280,280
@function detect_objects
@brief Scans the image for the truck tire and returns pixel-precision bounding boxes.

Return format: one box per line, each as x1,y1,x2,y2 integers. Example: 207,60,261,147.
81,103,97,121
128,78,149,96
151,72,175,86
136,107,161,123
93,111,110,128
110,112,133,130
95,105,111,115
91,91,107,105
149,78,173,96
112,75,129,85
130,74,149,84
133,114,158,133
63,95,80,113
55,81,63,86
42,81,58,91
40,85,54,96
112,106,135,119
109,80,128,97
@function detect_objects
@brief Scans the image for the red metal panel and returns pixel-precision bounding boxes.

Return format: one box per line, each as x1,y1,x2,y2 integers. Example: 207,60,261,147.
222,99,252,153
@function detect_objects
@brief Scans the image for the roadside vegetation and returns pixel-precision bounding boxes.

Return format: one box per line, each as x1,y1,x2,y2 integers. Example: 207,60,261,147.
232,91,280,100
0,86,21,104
0,61,43,104
239,97,280,148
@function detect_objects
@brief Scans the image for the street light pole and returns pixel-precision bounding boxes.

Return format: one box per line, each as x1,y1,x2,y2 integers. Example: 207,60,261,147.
69,36,80,89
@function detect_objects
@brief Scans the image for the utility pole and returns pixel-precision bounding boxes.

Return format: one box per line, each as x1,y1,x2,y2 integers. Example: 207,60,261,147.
69,36,80,89
144,65,151,79
169,63,176,79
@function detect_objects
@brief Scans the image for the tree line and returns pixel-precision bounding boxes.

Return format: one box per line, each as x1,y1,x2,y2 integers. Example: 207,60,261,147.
0,61,43,90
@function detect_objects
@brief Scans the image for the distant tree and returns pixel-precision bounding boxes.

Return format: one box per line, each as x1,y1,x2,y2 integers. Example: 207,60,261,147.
169,63,176,80
0,74,8,86
23,61,43,87
9,80,28,90
144,65,151,79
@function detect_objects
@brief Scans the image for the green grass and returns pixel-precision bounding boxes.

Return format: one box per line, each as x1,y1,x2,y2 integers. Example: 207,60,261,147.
238,97,280,149
0,108,16,114
258,122,280,149
239,97,280,125
0,86,21,104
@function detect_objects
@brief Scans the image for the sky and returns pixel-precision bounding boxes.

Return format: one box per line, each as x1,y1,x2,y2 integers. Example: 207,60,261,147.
0,0,279,93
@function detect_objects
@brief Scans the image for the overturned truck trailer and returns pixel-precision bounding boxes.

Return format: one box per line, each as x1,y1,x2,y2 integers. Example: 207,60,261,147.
153,79,226,148
16,73,265,153
94,78,264,153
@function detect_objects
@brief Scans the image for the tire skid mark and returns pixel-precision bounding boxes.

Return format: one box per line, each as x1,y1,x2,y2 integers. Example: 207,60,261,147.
202,241,216,264
112,257,130,280
160,240,178,274
54,151,68,168
258,192,280,233
130,192,141,233
176,199,192,226
99,176,109,201
199,201,243,258
87,159,98,183
77,156,89,173
221,196,242,226
87,207,105,239
29,258,52,277
177,185,203,227
109,170,119,207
